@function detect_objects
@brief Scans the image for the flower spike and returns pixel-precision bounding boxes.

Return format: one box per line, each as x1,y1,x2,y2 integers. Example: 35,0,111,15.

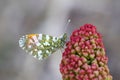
60,24,112,80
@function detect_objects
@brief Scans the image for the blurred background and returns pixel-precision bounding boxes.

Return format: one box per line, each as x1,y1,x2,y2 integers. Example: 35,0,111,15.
0,0,119,80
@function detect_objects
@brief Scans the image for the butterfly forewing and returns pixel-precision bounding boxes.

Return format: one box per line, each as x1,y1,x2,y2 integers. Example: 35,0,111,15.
19,33,67,60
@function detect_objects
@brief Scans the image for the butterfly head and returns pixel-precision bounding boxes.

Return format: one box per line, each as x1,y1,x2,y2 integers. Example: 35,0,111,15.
59,33,67,47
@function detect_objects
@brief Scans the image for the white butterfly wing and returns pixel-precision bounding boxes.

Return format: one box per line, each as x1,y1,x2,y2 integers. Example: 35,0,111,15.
19,33,67,60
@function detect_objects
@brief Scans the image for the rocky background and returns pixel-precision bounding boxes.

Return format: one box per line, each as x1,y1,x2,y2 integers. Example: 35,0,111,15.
0,0,119,80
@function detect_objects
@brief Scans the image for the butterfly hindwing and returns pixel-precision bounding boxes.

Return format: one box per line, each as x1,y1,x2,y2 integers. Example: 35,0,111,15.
19,33,67,60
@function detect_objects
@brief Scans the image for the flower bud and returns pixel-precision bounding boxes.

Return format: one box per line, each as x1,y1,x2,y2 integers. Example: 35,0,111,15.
60,24,112,80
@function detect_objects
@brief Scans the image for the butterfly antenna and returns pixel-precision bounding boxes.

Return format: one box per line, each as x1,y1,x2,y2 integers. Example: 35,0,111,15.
64,19,71,33
60,19,71,37
59,19,71,42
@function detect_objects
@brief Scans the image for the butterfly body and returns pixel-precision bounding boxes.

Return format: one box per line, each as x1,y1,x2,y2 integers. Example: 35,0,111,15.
19,33,67,60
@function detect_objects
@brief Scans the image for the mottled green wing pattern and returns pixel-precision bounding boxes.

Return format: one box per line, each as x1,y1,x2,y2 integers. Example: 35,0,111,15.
19,33,67,60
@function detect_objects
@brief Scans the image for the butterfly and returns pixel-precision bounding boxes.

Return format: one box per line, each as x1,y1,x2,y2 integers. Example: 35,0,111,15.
19,33,67,60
